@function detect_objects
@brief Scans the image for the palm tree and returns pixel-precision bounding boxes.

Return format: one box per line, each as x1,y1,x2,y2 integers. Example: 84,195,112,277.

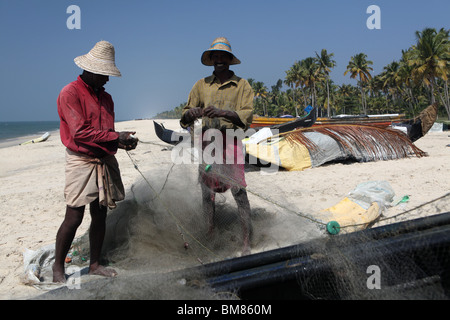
380,61,400,93
407,27,450,118
252,81,268,115
344,53,373,114
337,83,360,114
315,49,336,117
378,60,403,111
301,57,322,110
397,50,422,116
285,62,307,116
336,84,352,114
271,79,283,94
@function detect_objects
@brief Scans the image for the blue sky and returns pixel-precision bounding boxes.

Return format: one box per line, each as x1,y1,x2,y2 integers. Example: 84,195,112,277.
0,0,449,121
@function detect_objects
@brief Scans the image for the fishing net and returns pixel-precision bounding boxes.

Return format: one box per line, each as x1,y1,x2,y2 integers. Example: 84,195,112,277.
32,125,450,300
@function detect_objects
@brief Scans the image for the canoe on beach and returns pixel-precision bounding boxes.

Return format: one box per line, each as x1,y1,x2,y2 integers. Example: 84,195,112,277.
19,132,51,145
244,104,437,171
251,107,317,133
153,107,318,146
251,112,406,129
153,121,189,146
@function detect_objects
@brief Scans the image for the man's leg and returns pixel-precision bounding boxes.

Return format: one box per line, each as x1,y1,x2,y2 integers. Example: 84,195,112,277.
53,205,85,283
88,199,117,277
201,182,216,239
231,187,252,255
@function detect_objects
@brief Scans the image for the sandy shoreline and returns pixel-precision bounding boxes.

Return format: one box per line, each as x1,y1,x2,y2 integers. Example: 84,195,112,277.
0,119,449,299
0,131,57,149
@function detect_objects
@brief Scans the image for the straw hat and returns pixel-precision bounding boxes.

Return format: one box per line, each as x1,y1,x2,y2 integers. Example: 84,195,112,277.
201,37,241,66
74,40,121,77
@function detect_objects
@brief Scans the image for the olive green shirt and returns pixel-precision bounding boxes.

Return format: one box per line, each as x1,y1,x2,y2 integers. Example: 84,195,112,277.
180,72,254,131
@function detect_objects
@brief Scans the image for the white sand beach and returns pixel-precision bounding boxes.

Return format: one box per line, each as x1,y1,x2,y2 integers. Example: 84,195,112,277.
0,119,449,299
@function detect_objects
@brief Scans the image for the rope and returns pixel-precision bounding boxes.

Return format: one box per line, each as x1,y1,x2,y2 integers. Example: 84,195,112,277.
337,191,450,231
125,150,218,261
134,138,173,148
125,141,449,242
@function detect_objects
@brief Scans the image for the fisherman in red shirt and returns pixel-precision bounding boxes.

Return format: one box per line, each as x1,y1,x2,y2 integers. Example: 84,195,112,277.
53,41,137,283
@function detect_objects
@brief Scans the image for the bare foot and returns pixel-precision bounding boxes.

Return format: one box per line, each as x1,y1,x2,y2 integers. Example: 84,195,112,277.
88,265,118,278
52,264,66,283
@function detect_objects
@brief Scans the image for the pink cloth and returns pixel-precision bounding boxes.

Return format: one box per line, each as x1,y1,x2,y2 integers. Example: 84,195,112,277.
199,130,246,193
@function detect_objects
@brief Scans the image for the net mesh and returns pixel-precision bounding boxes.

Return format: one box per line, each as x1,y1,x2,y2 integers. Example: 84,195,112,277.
100,161,324,271
38,133,450,300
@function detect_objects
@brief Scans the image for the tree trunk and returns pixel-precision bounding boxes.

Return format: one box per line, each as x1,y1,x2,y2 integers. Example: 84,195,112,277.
326,80,331,118
292,86,299,117
359,84,365,114
437,80,450,120
429,80,436,104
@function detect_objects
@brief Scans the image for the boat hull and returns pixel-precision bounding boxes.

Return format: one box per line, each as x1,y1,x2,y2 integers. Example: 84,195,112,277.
251,114,406,129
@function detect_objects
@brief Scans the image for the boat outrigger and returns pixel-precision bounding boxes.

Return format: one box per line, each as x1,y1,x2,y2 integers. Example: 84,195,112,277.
153,107,317,146
154,103,437,146
251,112,406,129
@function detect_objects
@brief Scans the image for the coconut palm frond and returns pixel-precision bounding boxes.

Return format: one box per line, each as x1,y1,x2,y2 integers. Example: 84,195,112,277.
283,129,321,151
283,124,427,162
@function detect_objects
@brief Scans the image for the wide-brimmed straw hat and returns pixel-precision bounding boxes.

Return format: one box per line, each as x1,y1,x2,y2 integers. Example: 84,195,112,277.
74,40,121,77
201,37,241,66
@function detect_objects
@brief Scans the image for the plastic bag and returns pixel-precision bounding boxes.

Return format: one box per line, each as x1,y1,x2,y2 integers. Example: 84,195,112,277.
347,181,395,210
21,244,55,285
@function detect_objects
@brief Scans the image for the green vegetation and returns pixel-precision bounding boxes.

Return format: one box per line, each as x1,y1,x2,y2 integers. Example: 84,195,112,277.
154,27,449,120
153,102,186,119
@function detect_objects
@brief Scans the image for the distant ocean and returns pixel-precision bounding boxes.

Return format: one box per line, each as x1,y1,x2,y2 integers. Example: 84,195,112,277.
0,121,60,142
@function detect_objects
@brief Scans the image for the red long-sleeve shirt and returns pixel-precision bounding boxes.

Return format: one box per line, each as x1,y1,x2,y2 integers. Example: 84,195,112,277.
57,76,120,158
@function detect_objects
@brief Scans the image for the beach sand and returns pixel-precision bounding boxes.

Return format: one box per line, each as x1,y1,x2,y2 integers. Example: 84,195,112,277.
0,119,449,299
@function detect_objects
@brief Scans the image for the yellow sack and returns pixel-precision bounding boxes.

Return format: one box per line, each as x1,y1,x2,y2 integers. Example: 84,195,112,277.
323,197,380,234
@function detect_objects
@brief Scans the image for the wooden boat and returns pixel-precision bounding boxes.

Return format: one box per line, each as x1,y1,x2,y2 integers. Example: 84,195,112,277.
154,104,437,148
153,107,317,145
254,107,316,133
250,115,297,128
153,121,189,145
313,103,437,141
315,113,406,128
244,104,437,171
19,132,51,145
390,103,438,142
246,124,428,172
252,113,406,129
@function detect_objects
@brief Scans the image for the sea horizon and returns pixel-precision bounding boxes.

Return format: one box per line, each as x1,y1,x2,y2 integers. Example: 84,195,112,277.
0,121,60,142
0,119,137,143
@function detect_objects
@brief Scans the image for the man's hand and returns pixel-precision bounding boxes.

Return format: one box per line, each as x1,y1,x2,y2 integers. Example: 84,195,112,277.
203,106,245,128
203,105,226,118
118,131,138,150
183,107,203,123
